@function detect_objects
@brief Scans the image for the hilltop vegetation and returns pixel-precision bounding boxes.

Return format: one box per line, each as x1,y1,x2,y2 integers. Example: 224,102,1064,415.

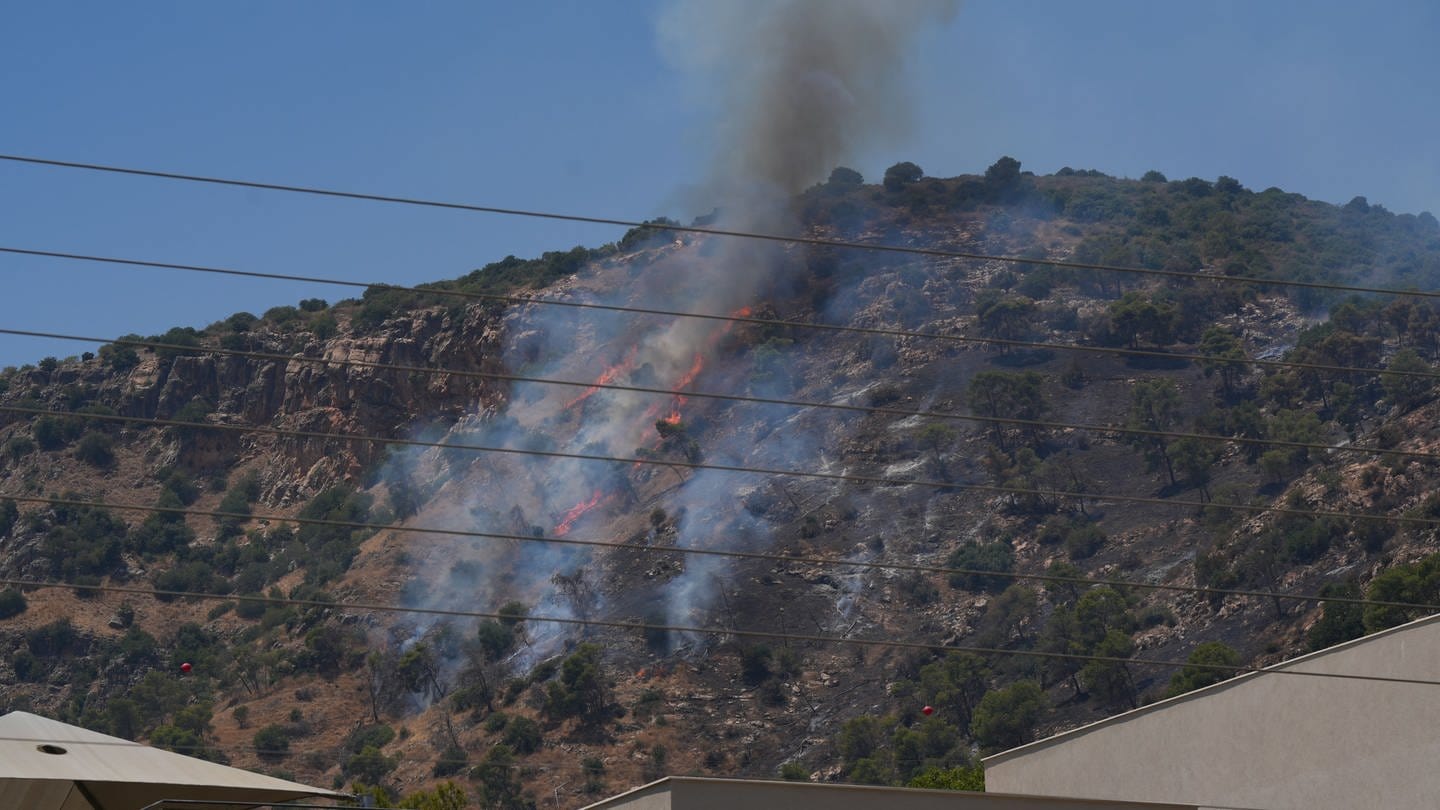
2,159,1440,806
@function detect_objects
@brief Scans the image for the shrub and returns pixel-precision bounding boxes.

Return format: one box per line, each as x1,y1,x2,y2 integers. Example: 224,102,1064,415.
74,431,116,468
343,745,396,784
779,761,809,781
27,618,78,656
13,650,43,681
33,415,70,450
3,435,35,461
1064,524,1106,560
342,723,396,756
1165,642,1240,697
433,743,468,777
0,587,27,619
0,499,16,537
946,541,1015,593
254,725,291,761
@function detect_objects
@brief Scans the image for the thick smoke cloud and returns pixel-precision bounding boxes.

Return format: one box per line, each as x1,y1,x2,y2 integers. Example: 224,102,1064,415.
659,0,958,200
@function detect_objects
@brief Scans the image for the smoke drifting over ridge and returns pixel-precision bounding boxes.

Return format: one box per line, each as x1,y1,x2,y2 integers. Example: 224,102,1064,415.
660,0,957,199
389,1,956,667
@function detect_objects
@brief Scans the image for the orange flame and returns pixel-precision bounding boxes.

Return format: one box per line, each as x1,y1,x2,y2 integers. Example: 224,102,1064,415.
554,489,609,536
566,348,639,409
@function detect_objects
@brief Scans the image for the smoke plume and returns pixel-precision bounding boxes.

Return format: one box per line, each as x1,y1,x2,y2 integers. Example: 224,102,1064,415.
659,0,958,200
389,0,958,670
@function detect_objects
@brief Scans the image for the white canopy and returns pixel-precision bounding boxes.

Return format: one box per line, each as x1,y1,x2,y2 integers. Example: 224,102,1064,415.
0,711,347,810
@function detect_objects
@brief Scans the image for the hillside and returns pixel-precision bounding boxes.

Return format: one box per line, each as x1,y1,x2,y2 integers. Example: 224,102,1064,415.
3,160,1440,807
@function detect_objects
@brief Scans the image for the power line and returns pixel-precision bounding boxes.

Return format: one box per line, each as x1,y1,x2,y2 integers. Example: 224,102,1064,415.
5,576,1439,687
4,492,1433,614
6,246,1439,383
2,153,1437,301
6,326,1439,465
4,403,1439,528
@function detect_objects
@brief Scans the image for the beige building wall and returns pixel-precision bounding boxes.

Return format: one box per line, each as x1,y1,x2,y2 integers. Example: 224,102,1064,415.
984,614,1440,810
581,776,1198,810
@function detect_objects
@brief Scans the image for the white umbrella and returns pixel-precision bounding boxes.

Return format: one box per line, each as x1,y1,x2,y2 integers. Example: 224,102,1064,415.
0,711,348,810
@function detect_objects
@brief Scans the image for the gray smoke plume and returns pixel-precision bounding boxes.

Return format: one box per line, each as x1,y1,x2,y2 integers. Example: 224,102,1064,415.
388,0,959,672
659,0,958,200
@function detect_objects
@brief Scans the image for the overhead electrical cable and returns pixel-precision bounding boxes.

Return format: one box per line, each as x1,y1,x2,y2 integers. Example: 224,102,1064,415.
2,492,1436,614
4,246,1438,384
2,153,1438,301
4,326,1438,464
5,576,1440,687
3,404,1439,528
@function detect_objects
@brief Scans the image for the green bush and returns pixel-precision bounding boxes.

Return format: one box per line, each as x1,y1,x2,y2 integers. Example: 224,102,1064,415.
3,435,35,461
502,716,542,754
39,502,127,578
343,745,397,784
946,541,1015,593
0,499,17,537
74,431,116,468
253,725,292,761
970,680,1046,752
27,618,78,656
433,744,468,777
1165,641,1240,697
0,587,27,619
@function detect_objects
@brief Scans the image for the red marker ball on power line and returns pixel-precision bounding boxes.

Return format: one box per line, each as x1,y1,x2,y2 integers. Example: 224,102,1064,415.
921,705,933,716
180,662,192,673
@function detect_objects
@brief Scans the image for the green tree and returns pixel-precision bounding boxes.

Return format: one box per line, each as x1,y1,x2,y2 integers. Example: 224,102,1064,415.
543,643,613,731
916,652,990,728
1382,348,1434,411
946,541,1014,593
827,166,864,187
1079,629,1136,708
883,161,924,191
502,716,542,755
345,745,397,786
0,587,26,619
1198,326,1249,398
970,681,1046,752
967,371,1048,451
1168,436,1219,500
1165,641,1240,697
1126,380,1183,484
1108,292,1178,348
975,294,1037,346
1364,554,1440,632
471,744,533,810
984,156,1022,191
1307,583,1366,651
908,765,985,791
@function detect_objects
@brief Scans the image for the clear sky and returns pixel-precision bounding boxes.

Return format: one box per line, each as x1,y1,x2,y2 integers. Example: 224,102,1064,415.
2,1,1436,368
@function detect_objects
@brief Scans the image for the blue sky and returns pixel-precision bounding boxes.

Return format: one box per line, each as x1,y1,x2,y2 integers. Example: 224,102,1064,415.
2,1,1436,368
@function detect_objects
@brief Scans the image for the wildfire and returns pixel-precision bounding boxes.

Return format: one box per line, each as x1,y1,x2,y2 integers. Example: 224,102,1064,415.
554,489,612,536
645,353,705,419
565,348,639,409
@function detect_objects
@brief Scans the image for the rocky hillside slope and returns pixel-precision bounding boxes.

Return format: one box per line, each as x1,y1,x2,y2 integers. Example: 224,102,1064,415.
3,161,1440,806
